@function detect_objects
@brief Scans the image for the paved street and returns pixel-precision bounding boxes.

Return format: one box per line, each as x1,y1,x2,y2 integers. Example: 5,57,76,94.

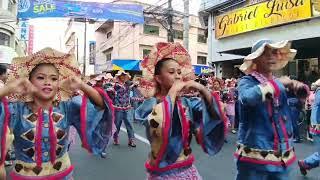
5,123,320,180
69,123,319,180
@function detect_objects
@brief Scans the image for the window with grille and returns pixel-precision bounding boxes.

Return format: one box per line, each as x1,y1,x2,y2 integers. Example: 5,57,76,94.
104,48,113,62
143,25,160,36
197,56,207,65
173,30,183,40
143,49,151,58
0,32,10,46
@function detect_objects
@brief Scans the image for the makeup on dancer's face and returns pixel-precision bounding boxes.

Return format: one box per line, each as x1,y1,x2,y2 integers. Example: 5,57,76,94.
29,63,59,101
155,59,182,90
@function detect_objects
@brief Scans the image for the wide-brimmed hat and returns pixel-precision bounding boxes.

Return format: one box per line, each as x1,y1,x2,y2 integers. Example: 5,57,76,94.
240,40,297,74
139,42,196,98
7,48,81,102
115,70,131,81
89,73,113,86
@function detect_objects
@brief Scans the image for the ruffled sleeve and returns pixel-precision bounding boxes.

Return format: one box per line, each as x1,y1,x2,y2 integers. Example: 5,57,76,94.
0,98,14,166
134,98,157,123
187,92,226,156
67,88,114,155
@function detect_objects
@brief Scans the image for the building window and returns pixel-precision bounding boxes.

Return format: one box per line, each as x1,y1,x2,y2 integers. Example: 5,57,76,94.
103,48,112,62
143,25,159,36
106,53,111,61
143,49,151,58
198,29,207,43
197,56,207,65
173,30,183,40
107,31,112,39
0,32,10,46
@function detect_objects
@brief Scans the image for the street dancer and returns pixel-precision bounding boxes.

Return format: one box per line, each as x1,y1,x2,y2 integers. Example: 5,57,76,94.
0,48,114,179
112,70,137,147
136,42,226,179
235,39,309,180
298,79,320,176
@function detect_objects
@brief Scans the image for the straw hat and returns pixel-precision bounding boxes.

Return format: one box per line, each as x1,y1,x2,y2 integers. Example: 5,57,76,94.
139,42,196,98
115,70,131,81
239,40,297,74
7,47,81,102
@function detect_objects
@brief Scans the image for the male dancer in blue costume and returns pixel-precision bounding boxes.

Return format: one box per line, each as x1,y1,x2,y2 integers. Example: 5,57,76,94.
235,39,309,180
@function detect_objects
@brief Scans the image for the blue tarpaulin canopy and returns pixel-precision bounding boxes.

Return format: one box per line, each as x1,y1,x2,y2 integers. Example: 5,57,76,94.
112,59,140,71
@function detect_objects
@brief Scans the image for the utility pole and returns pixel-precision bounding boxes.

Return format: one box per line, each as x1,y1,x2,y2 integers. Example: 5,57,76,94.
83,18,87,75
167,0,174,42
183,0,189,50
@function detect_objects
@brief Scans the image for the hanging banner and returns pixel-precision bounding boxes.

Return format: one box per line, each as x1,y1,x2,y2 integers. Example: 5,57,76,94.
18,0,144,24
89,41,96,65
19,21,29,41
215,0,312,39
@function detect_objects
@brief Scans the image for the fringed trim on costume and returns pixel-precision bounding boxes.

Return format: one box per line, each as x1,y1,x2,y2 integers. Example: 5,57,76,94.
279,117,290,150
234,144,296,167
113,106,132,110
10,165,74,180
0,97,10,165
145,155,195,173
177,100,190,151
48,107,57,164
211,92,228,138
80,95,91,153
94,87,116,136
154,97,171,168
35,108,43,167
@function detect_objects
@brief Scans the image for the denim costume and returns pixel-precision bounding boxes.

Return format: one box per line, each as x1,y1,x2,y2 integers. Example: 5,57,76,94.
135,94,225,178
130,86,144,121
287,97,303,141
0,90,113,179
235,73,296,180
112,82,135,140
300,89,320,170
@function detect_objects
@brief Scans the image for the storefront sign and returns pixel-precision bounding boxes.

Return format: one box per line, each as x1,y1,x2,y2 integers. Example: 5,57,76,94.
18,0,144,24
215,0,312,39
313,0,320,16
193,65,213,75
19,21,29,41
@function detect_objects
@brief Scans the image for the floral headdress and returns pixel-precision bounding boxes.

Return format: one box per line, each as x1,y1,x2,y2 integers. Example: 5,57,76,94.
139,42,196,98
7,48,81,102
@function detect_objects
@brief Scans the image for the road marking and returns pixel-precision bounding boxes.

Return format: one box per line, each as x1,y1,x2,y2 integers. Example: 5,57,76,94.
120,127,150,145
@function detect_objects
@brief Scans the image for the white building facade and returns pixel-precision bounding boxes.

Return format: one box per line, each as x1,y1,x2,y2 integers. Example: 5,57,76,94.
94,3,210,75
0,0,27,64
64,18,96,75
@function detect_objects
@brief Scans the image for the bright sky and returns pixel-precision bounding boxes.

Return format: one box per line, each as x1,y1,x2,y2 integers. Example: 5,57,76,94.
30,0,200,52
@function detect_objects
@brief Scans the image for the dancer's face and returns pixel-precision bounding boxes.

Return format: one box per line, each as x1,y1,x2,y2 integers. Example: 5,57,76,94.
29,64,59,101
155,59,182,91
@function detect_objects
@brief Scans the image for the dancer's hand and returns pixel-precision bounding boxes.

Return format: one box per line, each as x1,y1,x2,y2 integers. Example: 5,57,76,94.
184,81,206,93
61,77,84,92
278,76,294,89
7,78,36,96
168,81,186,101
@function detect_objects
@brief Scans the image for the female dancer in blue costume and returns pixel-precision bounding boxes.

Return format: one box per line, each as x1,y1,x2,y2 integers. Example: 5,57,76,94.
0,48,113,180
136,42,226,179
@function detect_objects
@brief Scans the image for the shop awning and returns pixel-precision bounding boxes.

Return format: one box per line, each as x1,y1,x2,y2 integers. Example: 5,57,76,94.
112,59,140,71
193,65,214,75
